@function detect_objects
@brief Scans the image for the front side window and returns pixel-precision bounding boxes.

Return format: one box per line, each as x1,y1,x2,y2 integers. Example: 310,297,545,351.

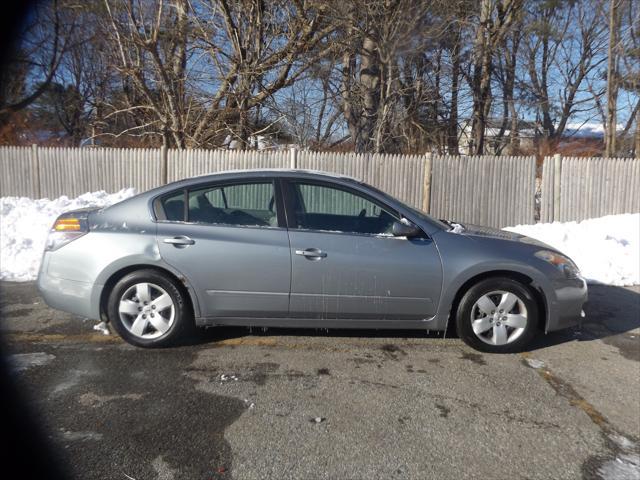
291,182,398,235
187,182,277,227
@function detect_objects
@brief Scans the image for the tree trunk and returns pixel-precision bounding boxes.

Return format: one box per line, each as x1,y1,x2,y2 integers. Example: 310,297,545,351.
635,106,640,159
506,34,520,154
605,0,620,157
358,34,380,153
470,0,493,155
508,103,519,155
447,31,460,155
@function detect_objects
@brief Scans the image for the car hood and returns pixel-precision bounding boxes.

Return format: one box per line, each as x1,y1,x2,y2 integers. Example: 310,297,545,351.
453,222,553,250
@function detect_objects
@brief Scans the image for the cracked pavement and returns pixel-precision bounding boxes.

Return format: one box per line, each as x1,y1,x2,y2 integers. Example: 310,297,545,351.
1,282,639,479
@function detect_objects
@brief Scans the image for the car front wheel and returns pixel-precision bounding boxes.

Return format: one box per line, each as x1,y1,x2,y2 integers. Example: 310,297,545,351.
455,277,539,353
107,269,192,347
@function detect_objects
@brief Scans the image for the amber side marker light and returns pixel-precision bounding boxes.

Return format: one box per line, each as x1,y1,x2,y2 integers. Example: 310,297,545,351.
53,218,82,231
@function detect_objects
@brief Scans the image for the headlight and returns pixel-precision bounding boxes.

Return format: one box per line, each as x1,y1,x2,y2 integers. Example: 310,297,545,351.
535,250,581,279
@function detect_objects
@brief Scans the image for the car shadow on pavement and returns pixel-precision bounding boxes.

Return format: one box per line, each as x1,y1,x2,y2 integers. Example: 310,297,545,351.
526,285,640,358
184,324,446,348
3,280,637,356
184,285,640,355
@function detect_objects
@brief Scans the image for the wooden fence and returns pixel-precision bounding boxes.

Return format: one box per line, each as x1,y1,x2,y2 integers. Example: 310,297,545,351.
0,146,163,198
430,155,537,228
540,154,640,222
1,145,638,227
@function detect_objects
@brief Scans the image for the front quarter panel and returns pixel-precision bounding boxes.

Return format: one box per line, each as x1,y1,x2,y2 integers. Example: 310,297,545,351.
431,230,582,332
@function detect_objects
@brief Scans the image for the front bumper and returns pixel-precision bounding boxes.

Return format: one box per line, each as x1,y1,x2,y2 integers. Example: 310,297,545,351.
545,276,588,332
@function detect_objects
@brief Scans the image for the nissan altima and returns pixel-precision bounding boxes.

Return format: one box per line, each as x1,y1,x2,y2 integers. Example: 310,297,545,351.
37,170,587,353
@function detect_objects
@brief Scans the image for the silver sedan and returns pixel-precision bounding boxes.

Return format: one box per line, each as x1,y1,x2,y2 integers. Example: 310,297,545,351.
37,170,587,353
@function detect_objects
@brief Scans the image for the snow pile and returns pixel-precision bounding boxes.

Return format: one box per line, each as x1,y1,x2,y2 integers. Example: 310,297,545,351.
0,189,136,281
505,214,640,286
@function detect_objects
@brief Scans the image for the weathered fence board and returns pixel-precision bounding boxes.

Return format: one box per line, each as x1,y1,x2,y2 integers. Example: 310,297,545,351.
0,146,39,197
0,147,163,198
167,149,289,182
296,151,426,210
541,156,640,222
1,146,637,227
429,155,536,228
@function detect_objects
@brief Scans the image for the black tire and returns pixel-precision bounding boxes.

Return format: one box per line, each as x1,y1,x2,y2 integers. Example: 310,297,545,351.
455,277,539,353
107,269,192,348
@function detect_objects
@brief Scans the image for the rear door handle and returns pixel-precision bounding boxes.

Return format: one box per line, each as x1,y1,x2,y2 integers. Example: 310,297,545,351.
295,248,327,259
163,236,195,246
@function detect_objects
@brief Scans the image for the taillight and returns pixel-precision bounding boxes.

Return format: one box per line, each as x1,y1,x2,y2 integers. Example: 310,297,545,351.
53,217,83,231
45,213,89,251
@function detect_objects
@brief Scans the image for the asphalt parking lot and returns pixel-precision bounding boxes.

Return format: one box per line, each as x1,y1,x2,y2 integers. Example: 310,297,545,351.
1,281,639,480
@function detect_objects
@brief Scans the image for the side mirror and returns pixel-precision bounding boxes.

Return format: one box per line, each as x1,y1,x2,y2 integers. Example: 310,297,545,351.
392,220,421,238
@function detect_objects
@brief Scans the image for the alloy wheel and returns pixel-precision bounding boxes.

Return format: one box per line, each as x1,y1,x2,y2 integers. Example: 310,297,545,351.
118,282,176,339
470,290,528,346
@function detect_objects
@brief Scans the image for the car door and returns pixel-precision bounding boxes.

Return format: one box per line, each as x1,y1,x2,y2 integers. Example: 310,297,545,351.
283,179,442,321
155,179,291,318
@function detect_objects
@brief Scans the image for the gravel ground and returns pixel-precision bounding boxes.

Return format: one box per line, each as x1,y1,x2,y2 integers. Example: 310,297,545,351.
1,282,638,480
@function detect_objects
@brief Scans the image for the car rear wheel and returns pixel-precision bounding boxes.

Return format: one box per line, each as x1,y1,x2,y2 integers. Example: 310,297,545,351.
107,269,192,347
455,277,539,353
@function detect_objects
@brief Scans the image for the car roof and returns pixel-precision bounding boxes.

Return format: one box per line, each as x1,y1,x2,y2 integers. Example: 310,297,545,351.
191,168,359,182
157,169,362,191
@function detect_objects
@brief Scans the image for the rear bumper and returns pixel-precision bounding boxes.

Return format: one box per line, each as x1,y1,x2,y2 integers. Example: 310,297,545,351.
545,276,588,332
36,255,100,320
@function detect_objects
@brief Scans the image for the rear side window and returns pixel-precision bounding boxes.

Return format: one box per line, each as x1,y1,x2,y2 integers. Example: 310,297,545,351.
291,182,398,235
187,182,277,227
161,191,185,221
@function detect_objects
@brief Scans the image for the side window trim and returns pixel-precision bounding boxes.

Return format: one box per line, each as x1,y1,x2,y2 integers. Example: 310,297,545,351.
220,187,229,209
183,189,188,222
154,178,283,228
281,178,401,235
184,178,280,229
274,178,288,229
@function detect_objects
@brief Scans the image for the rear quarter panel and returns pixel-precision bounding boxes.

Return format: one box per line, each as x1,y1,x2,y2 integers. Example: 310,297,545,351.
43,193,201,319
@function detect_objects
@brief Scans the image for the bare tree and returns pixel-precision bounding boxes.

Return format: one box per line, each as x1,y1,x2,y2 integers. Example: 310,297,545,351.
99,0,336,148
5,0,637,156
522,0,608,144
492,23,522,154
605,0,621,157
467,0,522,155
267,61,343,148
0,0,67,122
336,0,452,153
188,0,337,148
616,0,640,157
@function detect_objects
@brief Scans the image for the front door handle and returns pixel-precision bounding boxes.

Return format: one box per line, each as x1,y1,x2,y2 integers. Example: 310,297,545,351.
295,248,327,259
163,236,195,246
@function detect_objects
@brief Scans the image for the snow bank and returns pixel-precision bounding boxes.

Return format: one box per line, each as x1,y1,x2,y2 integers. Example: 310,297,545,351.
505,214,640,286
0,189,136,281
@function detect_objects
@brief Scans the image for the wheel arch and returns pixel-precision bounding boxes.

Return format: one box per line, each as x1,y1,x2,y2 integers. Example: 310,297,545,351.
446,269,548,336
99,264,199,322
